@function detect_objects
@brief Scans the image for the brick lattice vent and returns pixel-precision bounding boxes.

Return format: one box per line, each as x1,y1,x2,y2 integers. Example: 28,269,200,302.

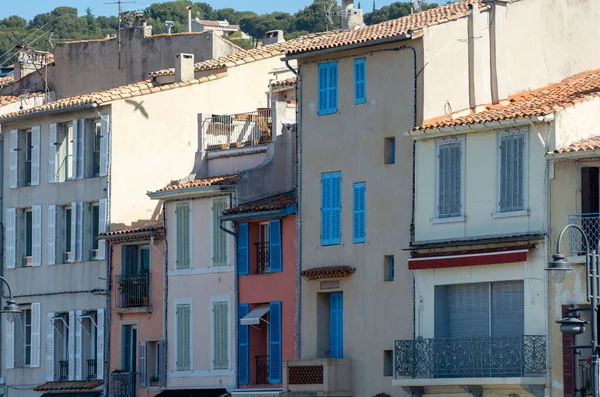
288,365,324,385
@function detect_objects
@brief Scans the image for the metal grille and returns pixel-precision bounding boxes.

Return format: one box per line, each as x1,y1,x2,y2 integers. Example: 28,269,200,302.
110,372,136,397
205,109,272,150
256,355,269,385
116,274,150,308
87,359,97,379
394,335,546,379
255,242,270,274
288,365,324,385
59,360,69,381
568,213,600,255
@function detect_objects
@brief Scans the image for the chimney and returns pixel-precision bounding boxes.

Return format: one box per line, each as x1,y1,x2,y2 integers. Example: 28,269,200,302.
264,30,285,45
341,1,365,31
186,6,192,33
175,53,195,83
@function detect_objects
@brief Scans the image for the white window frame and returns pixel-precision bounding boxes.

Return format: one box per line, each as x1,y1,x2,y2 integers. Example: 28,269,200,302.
494,127,529,218
22,307,32,367
174,298,193,372
210,197,230,268
433,135,466,224
209,295,231,371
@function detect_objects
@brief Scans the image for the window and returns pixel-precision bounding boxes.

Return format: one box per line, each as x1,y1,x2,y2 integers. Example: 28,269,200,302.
437,138,463,219
237,220,282,275
321,172,341,246
498,129,526,213
23,308,32,366
91,204,100,257
175,203,191,269
24,129,32,185
383,350,393,376
353,182,366,244
384,137,395,165
24,209,33,260
212,198,227,267
64,206,72,263
9,127,40,189
318,61,338,115
123,245,150,275
212,300,229,370
354,58,366,104
93,120,102,176
7,302,41,369
122,325,137,373
57,122,74,182
175,302,192,371
384,255,394,282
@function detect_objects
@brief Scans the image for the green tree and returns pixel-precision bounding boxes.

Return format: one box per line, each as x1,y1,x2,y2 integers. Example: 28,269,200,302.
86,8,101,35
294,1,340,32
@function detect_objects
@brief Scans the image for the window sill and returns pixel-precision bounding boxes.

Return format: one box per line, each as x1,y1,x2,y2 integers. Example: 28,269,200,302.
431,216,465,224
492,210,528,219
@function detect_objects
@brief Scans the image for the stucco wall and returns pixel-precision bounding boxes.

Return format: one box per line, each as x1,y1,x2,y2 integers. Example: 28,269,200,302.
554,98,600,150
53,29,240,99
0,64,55,97
299,43,416,397
414,125,547,242
165,195,236,388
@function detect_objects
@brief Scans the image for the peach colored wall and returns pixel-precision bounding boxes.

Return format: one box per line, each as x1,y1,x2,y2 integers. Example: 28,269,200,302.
239,215,297,365
109,238,165,397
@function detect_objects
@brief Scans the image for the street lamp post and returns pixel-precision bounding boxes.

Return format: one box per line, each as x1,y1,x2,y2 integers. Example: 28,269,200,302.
0,276,20,323
546,224,599,397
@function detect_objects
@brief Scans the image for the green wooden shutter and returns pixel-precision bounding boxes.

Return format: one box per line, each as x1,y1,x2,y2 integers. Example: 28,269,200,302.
176,203,191,269
176,304,191,370
213,301,228,369
213,199,227,266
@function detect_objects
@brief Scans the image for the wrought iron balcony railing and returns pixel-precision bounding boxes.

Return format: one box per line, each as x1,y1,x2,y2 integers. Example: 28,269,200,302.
394,335,546,379
88,358,97,379
256,355,269,385
255,242,270,274
205,109,272,150
59,360,69,381
116,274,150,309
110,372,136,397
568,213,600,255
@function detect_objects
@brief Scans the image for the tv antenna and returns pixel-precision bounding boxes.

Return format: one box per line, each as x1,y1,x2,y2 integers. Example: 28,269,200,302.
165,21,174,34
104,0,137,69
325,1,348,31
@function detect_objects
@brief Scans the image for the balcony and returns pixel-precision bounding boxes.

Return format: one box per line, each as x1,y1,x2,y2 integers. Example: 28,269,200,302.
282,358,352,396
255,242,270,274
568,213,600,255
110,372,136,397
88,359,97,380
115,274,150,312
59,360,69,381
205,109,272,151
393,335,546,387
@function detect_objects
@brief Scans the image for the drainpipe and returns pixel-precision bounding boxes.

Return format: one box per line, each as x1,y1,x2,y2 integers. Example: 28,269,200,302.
160,201,168,389
285,59,302,359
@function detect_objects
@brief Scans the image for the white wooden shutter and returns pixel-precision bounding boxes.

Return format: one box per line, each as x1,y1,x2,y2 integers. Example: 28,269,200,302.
213,301,228,369
70,202,77,262
48,123,57,183
212,199,227,266
72,119,79,180
75,309,83,380
5,208,16,269
5,318,14,369
96,308,104,380
76,119,85,179
68,311,75,380
47,205,56,265
8,129,18,189
97,199,107,260
31,125,41,186
139,341,147,387
46,312,55,380
75,201,83,262
499,132,526,212
438,142,462,218
99,115,109,177
30,302,41,367
32,205,42,267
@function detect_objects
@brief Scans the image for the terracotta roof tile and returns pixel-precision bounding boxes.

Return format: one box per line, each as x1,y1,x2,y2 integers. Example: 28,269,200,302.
0,75,14,86
224,192,296,214
156,174,239,193
100,222,164,238
34,380,103,392
271,77,296,89
0,91,44,107
0,73,226,121
553,136,600,154
417,68,600,131
301,265,356,280
285,0,487,56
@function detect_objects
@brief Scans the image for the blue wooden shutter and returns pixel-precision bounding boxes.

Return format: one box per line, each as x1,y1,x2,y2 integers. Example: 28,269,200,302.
321,174,332,245
318,62,338,115
331,172,341,244
237,223,249,275
318,63,329,115
238,304,250,385
328,62,338,113
321,172,341,245
269,220,282,272
269,301,282,384
330,292,343,358
353,182,366,243
354,58,366,104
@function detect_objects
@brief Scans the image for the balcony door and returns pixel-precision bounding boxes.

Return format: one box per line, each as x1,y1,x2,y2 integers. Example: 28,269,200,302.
330,292,343,359
122,325,137,373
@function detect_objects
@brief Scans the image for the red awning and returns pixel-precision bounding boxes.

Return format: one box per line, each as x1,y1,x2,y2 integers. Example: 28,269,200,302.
408,249,529,270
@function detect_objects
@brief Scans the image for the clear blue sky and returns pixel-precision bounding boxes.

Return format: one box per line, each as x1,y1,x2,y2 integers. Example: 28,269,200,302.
1,0,397,20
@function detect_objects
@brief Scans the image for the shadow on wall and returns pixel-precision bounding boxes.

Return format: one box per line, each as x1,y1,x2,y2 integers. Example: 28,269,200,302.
125,99,149,119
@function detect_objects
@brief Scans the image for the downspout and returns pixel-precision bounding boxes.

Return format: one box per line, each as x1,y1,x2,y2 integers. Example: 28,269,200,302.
285,58,302,359
104,243,113,397
225,192,240,389
159,201,169,389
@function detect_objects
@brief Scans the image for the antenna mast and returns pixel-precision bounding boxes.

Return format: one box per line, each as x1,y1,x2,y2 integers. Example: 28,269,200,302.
104,0,136,69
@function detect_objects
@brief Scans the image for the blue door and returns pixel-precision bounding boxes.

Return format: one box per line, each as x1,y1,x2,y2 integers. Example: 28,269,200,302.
330,292,343,358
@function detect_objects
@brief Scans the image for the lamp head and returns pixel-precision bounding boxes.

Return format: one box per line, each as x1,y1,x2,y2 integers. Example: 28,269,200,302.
1,299,20,323
546,253,573,283
557,312,587,335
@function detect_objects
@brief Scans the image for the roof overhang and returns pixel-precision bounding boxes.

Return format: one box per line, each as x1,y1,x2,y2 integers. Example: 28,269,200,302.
407,233,545,251
220,205,297,222
98,230,158,240
546,149,600,160
282,33,413,61
0,103,99,124
408,248,530,270
147,185,236,200
406,115,554,140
